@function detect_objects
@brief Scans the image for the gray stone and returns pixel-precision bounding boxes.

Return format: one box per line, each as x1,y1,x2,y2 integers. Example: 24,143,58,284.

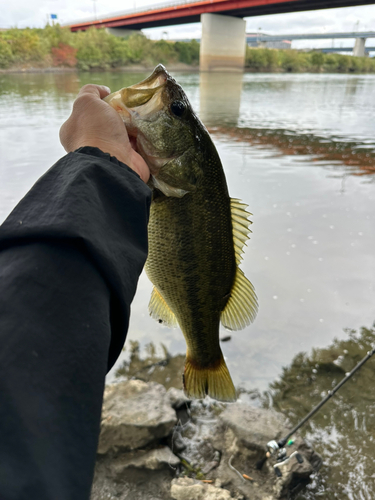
91,457,175,500
171,477,233,500
111,447,180,473
203,404,321,500
167,387,191,409
218,404,287,451
98,380,177,453
92,381,321,500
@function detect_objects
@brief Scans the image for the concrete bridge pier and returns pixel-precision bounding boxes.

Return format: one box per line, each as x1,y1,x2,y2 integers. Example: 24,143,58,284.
353,37,366,57
200,13,246,72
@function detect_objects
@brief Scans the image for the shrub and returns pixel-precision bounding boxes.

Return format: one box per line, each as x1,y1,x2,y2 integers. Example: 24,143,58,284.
51,43,77,67
311,51,324,69
175,39,199,65
125,33,152,63
3,28,47,62
0,37,13,68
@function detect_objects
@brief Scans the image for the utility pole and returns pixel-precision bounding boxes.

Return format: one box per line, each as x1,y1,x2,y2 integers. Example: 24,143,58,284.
93,0,97,20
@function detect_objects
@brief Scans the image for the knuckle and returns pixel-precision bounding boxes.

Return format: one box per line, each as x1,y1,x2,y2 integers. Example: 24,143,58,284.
79,84,100,95
73,93,92,110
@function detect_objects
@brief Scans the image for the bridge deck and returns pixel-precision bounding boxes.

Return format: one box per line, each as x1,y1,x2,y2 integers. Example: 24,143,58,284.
69,0,375,31
250,32,375,42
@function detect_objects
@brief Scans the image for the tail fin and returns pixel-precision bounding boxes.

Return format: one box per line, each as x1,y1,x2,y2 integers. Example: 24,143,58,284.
183,353,237,402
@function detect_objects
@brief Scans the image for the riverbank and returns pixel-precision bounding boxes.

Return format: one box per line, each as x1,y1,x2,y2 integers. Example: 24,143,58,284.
1,25,374,74
2,61,374,75
0,62,198,74
91,379,321,500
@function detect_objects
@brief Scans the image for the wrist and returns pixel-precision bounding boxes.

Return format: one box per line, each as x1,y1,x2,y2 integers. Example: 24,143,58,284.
74,141,150,183
73,140,125,163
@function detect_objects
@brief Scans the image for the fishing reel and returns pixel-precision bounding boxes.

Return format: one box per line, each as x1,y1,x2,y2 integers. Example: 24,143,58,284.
266,440,304,477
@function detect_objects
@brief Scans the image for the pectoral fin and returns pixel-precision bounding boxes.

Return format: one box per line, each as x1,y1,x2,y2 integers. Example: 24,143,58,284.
149,287,178,328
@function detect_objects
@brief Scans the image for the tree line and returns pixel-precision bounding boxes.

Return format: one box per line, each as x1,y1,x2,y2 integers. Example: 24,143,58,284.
0,25,199,70
246,46,375,72
1,25,374,73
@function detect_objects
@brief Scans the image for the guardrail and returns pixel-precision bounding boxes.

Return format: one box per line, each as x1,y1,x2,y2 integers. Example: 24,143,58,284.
65,0,208,26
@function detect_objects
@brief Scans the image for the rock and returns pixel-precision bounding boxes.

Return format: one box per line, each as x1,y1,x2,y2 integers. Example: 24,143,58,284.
98,380,177,453
218,404,287,451
171,477,233,500
91,458,175,500
111,447,180,473
204,404,321,500
202,460,220,474
167,387,191,409
92,381,321,500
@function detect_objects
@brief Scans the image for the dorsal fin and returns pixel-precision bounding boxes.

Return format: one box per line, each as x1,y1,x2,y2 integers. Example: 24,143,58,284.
221,267,258,331
230,198,253,264
149,287,178,328
220,198,257,331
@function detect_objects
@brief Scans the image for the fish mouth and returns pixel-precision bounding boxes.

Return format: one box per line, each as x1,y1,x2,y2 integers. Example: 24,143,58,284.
104,64,169,120
105,65,173,172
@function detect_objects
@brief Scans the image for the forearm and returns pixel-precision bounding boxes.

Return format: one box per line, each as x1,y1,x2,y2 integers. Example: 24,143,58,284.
0,148,151,499
0,242,111,500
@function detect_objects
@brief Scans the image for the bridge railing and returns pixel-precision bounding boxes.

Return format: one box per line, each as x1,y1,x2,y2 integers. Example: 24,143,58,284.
67,0,206,26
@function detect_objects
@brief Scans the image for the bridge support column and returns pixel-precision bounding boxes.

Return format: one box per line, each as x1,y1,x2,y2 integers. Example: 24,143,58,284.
353,38,366,57
200,13,246,72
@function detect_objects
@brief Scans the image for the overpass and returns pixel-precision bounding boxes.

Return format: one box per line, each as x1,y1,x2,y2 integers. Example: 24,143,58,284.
320,47,375,53
68,0,375,71
247,31,375,56
250,31,375,42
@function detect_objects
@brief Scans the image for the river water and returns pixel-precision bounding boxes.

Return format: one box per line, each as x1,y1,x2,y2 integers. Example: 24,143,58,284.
0,70,374,498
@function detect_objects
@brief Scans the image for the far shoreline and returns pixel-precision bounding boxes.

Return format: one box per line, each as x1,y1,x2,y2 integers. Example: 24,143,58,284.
1,63,374,75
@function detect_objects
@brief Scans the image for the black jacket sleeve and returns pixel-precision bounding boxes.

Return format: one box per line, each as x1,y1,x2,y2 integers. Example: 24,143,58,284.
0,147,151,500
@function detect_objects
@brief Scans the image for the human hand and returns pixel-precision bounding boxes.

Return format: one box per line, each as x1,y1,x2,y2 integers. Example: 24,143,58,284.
60,84,149,183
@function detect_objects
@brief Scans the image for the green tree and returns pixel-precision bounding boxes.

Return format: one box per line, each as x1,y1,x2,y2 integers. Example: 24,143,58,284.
311,51,324,69
3,28,47,62
0,36,13,67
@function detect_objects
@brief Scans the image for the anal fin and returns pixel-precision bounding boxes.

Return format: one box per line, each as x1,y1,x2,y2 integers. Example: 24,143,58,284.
149,287,178,328
221,267,258,331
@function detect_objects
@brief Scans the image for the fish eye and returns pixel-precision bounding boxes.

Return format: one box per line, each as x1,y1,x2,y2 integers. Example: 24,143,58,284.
170,100,186,117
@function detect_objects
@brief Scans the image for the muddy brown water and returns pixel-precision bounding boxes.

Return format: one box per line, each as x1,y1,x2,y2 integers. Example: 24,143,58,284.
1,70,374,498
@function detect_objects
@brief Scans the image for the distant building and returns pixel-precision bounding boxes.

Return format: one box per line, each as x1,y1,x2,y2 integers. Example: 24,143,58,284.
246,32,291,50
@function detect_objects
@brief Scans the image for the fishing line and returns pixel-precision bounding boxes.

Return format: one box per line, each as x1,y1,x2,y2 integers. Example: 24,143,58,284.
256,344,375,470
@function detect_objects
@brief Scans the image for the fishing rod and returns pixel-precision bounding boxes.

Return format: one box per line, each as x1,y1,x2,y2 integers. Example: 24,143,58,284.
256,344,375,471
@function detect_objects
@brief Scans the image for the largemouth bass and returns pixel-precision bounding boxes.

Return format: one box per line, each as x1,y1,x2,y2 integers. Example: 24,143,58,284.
105,65,258,402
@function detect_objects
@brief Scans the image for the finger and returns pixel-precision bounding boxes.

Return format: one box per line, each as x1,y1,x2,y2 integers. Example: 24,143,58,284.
77,84,111,100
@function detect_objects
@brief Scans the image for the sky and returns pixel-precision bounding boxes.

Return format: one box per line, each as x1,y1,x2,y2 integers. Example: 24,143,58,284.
1,0,375,50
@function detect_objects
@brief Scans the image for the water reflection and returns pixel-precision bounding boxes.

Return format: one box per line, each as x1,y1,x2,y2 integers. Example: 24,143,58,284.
266,323,375,499
116,340,185,391
0,71,152,97
199,72,243,127
210,126,375,177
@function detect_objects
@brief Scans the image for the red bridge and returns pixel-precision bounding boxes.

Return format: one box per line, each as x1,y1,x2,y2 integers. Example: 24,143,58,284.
69,0,375,32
